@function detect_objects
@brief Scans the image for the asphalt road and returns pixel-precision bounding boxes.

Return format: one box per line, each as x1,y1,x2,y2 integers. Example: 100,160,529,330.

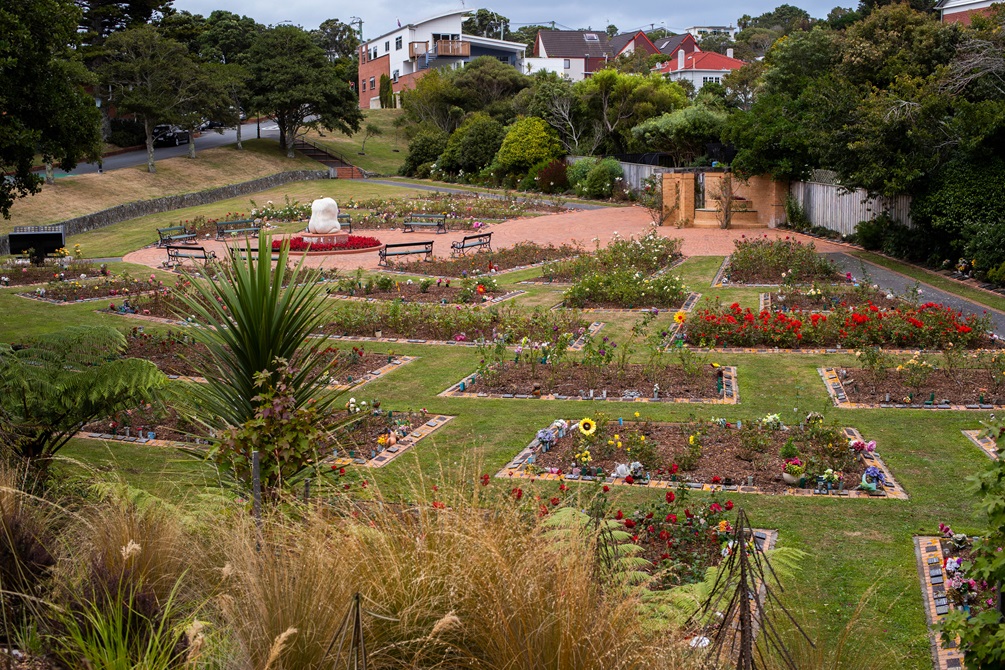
56,120,281,177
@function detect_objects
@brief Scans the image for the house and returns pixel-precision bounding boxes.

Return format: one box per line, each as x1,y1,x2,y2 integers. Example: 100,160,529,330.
608,30,660,58
653,33,700,58
684,25,738,40
934,0,997,24
356,10,527,109
654,48,745,88
523,30,614,81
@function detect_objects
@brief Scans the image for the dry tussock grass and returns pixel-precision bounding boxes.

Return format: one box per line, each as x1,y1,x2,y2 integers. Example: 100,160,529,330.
5,142,317,231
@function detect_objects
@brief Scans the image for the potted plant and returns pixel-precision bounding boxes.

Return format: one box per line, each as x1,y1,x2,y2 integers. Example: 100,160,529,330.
782,458,805,486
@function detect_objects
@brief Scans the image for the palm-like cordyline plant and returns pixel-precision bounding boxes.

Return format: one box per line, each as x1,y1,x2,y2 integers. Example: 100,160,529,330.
174,236,338,430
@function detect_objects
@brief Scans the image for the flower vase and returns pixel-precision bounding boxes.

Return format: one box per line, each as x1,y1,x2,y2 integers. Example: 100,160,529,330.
375,330,382,338
387,434,397,447
782,472,800,486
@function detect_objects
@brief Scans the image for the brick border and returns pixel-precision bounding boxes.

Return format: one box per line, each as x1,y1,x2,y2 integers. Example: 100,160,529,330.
819,367,1005,410
438,365,739,404
496,423,906,499
382,256,582,281
962,430,998,460
913,536,965,670
325,320,606,352
323,414,454,468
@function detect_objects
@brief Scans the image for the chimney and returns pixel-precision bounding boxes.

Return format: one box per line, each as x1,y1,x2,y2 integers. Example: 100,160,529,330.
726,47,734,59
677,49,685,70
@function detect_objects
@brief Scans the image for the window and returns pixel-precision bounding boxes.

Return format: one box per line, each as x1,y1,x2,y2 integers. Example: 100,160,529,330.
395,36,402,50
384,41,390,52
583,33,599,42
392,69,399,82
371,47,378,60
701,76,721,84
361,80,366,91
563,58,570,69
369,76,375,90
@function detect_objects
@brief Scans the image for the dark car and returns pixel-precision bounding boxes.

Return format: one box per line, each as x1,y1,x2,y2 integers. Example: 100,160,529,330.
152,125,191,146
199,120,226,131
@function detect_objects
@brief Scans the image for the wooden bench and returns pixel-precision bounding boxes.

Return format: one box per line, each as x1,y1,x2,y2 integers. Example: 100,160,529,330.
165,245,217,266
451,232,492,257
157,226,196,247
403,213,447,234
337,213,353,234
215,219,260,240
379,241,433,266
228,247,282,262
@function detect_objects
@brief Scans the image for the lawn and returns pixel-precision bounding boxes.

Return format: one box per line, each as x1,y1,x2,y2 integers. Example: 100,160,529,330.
7,221,997,669
303,108,408,175
5,139,320,232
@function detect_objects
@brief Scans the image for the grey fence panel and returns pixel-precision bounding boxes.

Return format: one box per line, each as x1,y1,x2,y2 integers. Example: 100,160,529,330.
789,181,912,236
566,156,668,192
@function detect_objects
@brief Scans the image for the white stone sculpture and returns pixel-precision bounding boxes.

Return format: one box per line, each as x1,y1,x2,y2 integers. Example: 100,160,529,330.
307,197,341,234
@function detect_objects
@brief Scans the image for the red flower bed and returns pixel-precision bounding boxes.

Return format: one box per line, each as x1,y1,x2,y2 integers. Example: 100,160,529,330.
685,300,993,349
274,236,382,252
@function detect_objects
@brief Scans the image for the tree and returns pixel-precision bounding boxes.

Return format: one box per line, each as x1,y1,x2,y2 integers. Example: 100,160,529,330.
156,9,206,53
400,68,467,132
606,24,619,37
0,327,166,467
199,11,261,150
246,25,362,157
378,73,394,109
495,117,562,176
438,112,505,174
526,74,602,155
177,62,245,158
509,25,549,48
453,56,531,116
174,237,341,431
359,123,382,154
311,18,360,61
100,25,202,172
0,0,102,218
76,0,173,64
699,33,736,54
722,61,765,110
632,106,729,166
576,70,687,153
462,9,510,39
827,6,862,29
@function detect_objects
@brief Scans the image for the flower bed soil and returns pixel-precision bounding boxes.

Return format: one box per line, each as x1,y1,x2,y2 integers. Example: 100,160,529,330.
387,242,581,277
532,421,868,494
23,276,165,302
722,237,841,285
465,362,722,399
836,368,1005,406
766,286,904,312
1,260,104,287
564,291,693,311
329,281,503,305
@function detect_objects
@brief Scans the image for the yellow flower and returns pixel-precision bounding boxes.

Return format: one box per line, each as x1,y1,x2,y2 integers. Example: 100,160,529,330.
608,440,615,446
718,520,729,532
639,435,645,442
617,441,623,449
614,434,620,441
579,418,597,436
674,310,687,324
634,411,640,418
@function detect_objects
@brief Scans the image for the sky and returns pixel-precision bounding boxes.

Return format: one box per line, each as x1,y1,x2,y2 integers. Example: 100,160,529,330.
170,0,846,37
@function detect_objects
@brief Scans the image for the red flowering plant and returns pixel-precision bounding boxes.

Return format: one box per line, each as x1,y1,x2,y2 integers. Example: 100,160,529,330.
685,298,992,350
274,236,382,252
593,484,736,588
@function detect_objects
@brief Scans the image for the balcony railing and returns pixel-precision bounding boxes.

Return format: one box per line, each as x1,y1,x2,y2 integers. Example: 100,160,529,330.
409,41,428,58
434,39,470,57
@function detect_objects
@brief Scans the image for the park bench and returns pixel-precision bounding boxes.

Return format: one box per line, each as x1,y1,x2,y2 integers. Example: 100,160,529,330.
379,241,433,266
450,232,493,257
157,226,196,247
337,213,353,233
228,246,282,262
165,245,216,267
9,225,65,263
403,213,447,234
215,219,260,240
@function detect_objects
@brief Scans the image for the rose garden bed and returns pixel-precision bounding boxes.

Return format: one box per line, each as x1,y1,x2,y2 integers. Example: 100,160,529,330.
440,362,736,404
499,416,904,498
327,273,521,306
760,284,905,312
1,259,106,287
713,237,841,286
386,241,581,278
19,273,165,303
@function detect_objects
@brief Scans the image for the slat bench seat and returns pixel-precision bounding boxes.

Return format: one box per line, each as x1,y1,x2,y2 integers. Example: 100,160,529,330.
165,245,216,266
157,226,196,246
379,241,433,266
228,247,282,262
337,213,353,234
403,213,447,234
215,219,261,240
450,232,492,257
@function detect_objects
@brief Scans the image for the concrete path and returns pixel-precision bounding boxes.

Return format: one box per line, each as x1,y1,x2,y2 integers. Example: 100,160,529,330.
827,252,1005,336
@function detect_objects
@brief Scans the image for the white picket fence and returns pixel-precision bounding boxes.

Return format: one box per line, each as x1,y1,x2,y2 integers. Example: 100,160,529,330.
788,180,912,236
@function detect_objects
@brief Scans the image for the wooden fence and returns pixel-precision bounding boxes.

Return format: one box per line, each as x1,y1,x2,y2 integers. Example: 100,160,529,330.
788,181,912,236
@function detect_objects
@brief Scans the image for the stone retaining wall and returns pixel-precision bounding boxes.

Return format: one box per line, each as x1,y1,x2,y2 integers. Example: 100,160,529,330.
1,169,330,256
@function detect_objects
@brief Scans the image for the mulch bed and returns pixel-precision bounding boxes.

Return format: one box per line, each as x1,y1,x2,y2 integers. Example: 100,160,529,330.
83,403,205,443
328,281,503,305
0,261,103,287
466,362,721,399
327,410,427,459
837,368,1005,406
387,242,581,277
769,286,904,311
729,269,842,285
533,421,867,494
23,277,163,302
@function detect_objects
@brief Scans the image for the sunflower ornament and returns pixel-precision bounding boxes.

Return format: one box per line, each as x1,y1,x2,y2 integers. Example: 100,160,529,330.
579,417,597,436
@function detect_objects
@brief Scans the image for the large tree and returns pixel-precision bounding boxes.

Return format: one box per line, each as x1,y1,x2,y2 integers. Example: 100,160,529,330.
246,25,362,157
0,0,102,218
76,0,173,64
100,24,202,172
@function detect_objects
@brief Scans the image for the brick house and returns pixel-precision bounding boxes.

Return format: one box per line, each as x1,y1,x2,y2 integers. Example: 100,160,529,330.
934,0,998,24
356,10,527,109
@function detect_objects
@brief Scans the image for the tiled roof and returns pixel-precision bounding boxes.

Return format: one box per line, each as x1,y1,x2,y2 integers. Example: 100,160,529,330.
655,34,689,54
536,30,614,58
656,50,745,73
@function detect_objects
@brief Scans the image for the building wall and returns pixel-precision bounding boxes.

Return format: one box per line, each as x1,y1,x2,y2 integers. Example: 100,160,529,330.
941,5,994,23
661,172,788,227
358,54,390,109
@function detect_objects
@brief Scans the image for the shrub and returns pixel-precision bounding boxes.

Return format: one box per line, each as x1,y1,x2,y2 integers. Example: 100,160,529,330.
784,196,812,232
567,157,597,189
437,113,505,176
853,217,886,251
966,220,1005,282
107,119,145,148
400,129,448,177
580,158,624,199
537,159,569,194
494,117,562,176
853,214,925,261
727,236,838,283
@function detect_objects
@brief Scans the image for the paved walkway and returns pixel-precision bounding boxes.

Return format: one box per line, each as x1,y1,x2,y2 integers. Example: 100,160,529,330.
123,207,841,272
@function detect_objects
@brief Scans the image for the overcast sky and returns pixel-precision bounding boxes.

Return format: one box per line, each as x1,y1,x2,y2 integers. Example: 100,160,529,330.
170,0,845,37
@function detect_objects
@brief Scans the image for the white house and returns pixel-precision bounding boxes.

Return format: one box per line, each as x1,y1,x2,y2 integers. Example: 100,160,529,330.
654,48,745,88
684,25,738,40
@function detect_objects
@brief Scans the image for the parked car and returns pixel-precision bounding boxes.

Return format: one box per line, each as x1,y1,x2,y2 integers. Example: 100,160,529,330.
199,119,226,131
152,125,191,146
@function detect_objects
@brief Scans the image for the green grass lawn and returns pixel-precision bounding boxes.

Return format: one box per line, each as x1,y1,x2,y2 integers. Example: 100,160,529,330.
304,109,408,175
6,231,993,668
